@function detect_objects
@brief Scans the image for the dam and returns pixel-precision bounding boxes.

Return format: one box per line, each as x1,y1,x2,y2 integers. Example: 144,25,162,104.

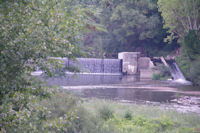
64,58,123,75
33,52,190,85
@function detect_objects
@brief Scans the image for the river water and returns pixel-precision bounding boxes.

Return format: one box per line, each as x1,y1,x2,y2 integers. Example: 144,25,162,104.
45,74,200,115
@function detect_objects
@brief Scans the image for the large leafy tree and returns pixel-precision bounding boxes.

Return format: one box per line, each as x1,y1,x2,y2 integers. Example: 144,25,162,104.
158,0,200,85
158,0,200,42
0,0,89,132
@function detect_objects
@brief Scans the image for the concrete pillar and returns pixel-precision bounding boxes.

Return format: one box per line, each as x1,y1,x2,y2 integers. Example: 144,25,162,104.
118,52,140,75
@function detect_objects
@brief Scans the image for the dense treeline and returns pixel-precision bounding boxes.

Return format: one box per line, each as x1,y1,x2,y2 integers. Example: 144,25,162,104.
82,0,178,58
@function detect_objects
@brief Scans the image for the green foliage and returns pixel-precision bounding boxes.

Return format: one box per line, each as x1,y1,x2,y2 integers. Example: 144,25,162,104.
158,0,200,42
0,0,91,132
82,99,200,133
0,0,86,100
152,64,171,80
189,61,200,86
183,30,200,60
176,30,200,85
42,92,103,133
158,0,200,85
98,105,114,120
158,64,171,77
124,110,132,120
152,73,162,80
83,0,177,58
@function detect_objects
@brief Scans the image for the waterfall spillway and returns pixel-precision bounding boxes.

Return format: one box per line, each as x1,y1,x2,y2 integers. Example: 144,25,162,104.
169,62,186,80
64,58,122,75
44,58,123,86
167,61,191,84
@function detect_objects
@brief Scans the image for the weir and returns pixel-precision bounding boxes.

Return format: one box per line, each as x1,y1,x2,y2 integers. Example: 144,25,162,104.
64,58,123,75
32,52,191,84
167,60,192,84
61,52,141,75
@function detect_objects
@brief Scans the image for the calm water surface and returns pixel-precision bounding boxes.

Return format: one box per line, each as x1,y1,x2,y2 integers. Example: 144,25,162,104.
45,74,200,114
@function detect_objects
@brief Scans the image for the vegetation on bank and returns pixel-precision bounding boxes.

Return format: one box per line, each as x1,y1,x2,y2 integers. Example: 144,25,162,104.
44,92,200,133
83,99,200,133
0,0,93,132
5,91,197,133
152,64,171,80
158,0,200,85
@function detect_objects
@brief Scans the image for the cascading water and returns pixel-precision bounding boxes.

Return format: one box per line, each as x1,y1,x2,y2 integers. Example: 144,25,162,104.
167,61,192,85
65,58,122,74
169,62,185,80
31,57,123,86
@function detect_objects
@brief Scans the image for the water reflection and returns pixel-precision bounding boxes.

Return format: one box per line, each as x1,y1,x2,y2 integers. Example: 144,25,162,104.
46,74,123,86
70,88,175,103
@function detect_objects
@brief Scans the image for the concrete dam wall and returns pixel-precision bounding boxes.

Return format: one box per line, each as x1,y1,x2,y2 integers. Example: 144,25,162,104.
58,52,141,76
63,58,123,75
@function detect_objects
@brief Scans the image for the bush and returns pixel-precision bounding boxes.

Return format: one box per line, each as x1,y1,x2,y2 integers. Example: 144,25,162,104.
124,110,132,120
98,105,114,121
189,61,200,86
152,64,171,80
152,73,162,80
42,92,104,133
183,30,200,60
157,64,171,78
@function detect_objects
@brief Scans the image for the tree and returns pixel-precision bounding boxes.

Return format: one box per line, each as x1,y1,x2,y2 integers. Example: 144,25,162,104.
158,0,200,42
83,0,177,58
158,0,200,86
0,0,89,132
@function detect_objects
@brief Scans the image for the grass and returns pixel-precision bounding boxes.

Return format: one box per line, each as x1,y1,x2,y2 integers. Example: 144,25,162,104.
43,92,200,133
81,98,200,133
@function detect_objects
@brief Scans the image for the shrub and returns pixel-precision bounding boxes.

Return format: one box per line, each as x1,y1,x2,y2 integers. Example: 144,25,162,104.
183,30,200,61
189,61,200,86
152,64,171,80
98,105,114,121
124,110,132,120
157,64,171,77
152,73,162,80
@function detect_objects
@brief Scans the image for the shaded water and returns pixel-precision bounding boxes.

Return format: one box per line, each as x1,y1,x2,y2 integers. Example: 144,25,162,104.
70,88,175,103
66,86,200,115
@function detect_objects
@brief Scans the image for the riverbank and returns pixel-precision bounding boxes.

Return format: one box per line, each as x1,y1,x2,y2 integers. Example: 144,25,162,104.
60,79,200,115
81,98,200,133
42,92,200,133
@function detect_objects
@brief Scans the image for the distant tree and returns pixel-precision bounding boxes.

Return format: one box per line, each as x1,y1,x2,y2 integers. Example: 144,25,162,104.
83,0,176,58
